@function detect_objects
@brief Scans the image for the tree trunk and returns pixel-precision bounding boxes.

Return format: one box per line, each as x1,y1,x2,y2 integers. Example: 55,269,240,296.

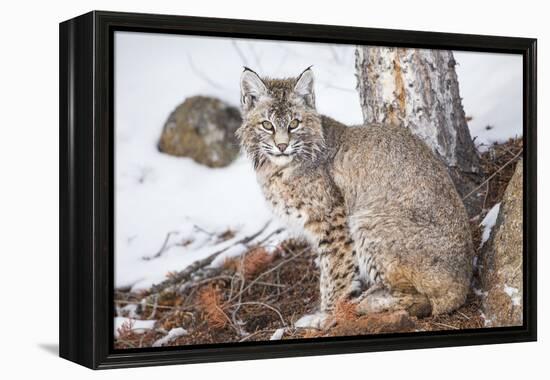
355,47,483,215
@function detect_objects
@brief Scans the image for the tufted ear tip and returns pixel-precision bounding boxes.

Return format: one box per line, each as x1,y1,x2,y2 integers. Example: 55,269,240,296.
294,66,316,108
240,68,268,111
295,66,315,88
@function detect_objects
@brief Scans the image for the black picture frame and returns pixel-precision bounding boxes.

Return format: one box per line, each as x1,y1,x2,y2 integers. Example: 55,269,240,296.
59,10,537,369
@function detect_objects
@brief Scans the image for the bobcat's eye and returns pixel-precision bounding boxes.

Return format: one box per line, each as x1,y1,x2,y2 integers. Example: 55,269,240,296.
261,120,274,132
288,119,300,131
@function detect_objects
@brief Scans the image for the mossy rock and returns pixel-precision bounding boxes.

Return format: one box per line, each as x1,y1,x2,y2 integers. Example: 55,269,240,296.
480,160,523,327
158,96,242,167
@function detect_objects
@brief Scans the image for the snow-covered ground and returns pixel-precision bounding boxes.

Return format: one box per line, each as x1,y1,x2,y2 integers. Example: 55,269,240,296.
115,31,522,291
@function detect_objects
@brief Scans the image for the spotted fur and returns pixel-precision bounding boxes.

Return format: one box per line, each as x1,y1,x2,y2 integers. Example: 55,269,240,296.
237,67,474,318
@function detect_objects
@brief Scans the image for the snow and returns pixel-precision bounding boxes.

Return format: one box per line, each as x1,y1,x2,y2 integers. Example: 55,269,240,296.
152,327,188,347
294,312,328,329
480,312,492,327
115,153,283,290
473,288,488,297
269,328,286,341
119,304,139,319
479,203,501,248
114,317,156,338
454,51,523,149
115,31,522,291
503,284,522,306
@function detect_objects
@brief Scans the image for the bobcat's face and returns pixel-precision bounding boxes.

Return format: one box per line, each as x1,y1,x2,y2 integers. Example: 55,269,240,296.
237,67,325,168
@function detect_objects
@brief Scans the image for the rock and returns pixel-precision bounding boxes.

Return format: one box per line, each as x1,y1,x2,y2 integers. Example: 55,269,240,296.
158,96,242,167
480,160,523,327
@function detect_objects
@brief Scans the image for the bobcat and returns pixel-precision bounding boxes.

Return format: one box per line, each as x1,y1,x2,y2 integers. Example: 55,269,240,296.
236,67,474,326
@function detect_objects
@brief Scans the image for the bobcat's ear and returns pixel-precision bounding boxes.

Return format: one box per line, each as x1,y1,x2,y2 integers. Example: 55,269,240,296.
240,67,268,112
294,67,315,108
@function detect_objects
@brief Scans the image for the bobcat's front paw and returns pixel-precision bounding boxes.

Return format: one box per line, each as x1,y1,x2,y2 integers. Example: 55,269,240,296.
294,312,329,330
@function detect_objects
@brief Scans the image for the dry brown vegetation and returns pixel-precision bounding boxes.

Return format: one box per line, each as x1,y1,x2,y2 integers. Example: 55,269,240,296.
223,247,279,280
477,137,523,212
114,138,522,349
198,285,229,329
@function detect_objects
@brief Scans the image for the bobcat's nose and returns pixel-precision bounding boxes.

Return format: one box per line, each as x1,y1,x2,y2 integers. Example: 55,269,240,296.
276,143,288,153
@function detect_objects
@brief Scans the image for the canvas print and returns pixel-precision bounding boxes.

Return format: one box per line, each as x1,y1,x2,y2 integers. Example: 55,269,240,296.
114,31,523,349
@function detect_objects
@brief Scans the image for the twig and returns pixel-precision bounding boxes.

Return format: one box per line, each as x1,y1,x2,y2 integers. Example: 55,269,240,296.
510,262,523,281
255,227,285,246
216,304,240,334
115,299,175,310
266,265,312,302
192,223,215,236
457,311,471,320
232,301,287,326
238,328,276,342
116,338,137,348
148,295,159,319
143,231,179,260
482,180,490,211
237,220,274,246
194,275,235,287
254,281,286,288
227,247,309,303
139,333,150,348
463,149,523,200
149,221,272,294
227,272,239,301
231,254,248,336
430,321,459,330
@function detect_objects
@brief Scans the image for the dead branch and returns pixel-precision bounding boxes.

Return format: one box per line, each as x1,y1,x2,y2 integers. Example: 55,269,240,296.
227,247,309,304
254,227,285,247
230,254,248,336
192,223,215,237
463,148,523,200
115,299,175,310
430,321,459,330
142,230,179,260
148,221,274,295
266,265,312,302
232,301,287,326
238,328,277,342
253,281,286,288
148,294,159,319
456,311,471,320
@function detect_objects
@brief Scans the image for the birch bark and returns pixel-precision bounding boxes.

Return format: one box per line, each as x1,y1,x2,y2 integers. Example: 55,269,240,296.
355,46,483,214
